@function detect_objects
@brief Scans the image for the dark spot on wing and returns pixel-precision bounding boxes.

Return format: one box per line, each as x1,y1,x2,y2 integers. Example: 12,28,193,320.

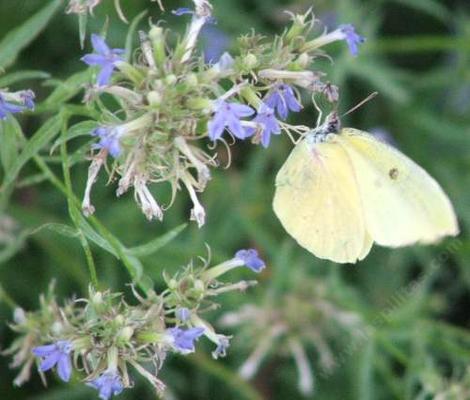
389,168,399,180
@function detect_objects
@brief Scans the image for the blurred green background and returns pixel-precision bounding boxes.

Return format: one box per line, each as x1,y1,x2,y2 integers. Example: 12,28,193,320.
0,0,469,399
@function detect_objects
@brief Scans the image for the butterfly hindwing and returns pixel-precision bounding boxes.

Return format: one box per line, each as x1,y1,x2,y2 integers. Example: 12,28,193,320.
337,128,459,247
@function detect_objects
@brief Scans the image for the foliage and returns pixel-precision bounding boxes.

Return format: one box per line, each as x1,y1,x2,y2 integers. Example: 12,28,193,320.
0,0,469,399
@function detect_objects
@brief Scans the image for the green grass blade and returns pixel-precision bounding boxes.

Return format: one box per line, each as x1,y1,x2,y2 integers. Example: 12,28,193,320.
127,223,187,257
0,0,62,69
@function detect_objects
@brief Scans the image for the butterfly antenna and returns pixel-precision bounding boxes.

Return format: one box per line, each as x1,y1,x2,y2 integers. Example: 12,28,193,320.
341,92,378,117
312,94,323,128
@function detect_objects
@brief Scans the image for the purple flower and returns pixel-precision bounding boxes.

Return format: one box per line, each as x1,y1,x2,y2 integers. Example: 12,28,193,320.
91,126,125,157
32,340,73,382
167,327,205,354
172,7,217,24
0,95,25,120
87,370,124,400
19,90,35,110
201,25,230,63
246,104,281,148
338,24,365,56
212,52,234,72
0,90,35,120
81,34,124,86
212,335,230,359
208,100,254,141
176,307,191,323
172,7,193,16
265,84,302,120
235,249,265,273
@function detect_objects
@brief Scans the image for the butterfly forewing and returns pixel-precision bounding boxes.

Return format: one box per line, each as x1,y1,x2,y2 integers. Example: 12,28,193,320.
273,137,372,263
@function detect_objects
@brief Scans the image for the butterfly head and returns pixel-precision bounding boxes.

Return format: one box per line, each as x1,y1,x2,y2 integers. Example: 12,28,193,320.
307,112,341,144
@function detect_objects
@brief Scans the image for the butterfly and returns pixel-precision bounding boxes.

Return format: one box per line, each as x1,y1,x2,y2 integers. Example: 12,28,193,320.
273,112,459,263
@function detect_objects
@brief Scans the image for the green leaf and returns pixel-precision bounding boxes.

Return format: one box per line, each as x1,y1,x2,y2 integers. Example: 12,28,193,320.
125,10,148,62
79,13,88,49
51,120,98,153
127,223,187,257
29,222,79,238
0,117,23,173
39,70,93,111
0,70,50,87
75,214,118,257
0,0,62,69
1,114,62,189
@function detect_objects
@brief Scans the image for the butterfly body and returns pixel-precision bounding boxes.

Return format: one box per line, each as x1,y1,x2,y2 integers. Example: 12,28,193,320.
273,113,459,263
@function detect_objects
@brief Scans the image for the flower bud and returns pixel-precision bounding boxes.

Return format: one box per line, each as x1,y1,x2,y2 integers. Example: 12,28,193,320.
118,326,134,342
186,97,212,111
243,54,258,70
165,74,177,86
185,73,198,87
296,53,311,69
194,279,205,293
147,91,162,106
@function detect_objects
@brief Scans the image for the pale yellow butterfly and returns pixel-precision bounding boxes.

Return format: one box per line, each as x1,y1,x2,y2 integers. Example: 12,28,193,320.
273,112,459,263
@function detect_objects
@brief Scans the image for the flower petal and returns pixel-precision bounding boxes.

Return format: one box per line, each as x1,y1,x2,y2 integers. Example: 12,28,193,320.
57,354,72,382
91,34,110,55
97,64,115,87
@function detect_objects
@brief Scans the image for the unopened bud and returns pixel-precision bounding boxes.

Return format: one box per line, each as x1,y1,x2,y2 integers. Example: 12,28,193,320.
244,54,258,69
147,91,162,106
118,326,134,342
165,74,177,86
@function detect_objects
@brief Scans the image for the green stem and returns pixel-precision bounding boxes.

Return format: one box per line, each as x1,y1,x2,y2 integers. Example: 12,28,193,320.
59,111,99,288
32,153,149,294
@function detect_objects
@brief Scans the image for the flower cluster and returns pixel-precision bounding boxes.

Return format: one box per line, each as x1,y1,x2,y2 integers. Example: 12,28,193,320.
219,278,363,396
4,249,265,399
0,89,35,120
77,4,364,226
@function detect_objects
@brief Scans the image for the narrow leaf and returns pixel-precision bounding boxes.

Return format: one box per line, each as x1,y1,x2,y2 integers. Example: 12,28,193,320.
0,70,50,87
0,0,62,68
127,223,187,257
2,114,62,188
0,117,22,173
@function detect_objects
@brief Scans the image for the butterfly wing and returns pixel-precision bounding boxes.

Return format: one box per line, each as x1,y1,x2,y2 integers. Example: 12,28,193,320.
337,128,459,247
273,137,372,263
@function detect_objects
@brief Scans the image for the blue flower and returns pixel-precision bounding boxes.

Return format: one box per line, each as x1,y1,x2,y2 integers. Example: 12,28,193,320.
19,90,35,110
212,52,234,72
265,84,302,120
172,7,217,24
208,100,254,141
32,340,73,382
91,126,125,158
87,370,124,400
201,25,230,63
338,24,365,56
235,249,266,273
81,34,124,87
172,7,193,16
212,335,230,359
0,90,35,120
0,95,25,120
167,327,205,354
175,307,191,323
246,104,281,148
